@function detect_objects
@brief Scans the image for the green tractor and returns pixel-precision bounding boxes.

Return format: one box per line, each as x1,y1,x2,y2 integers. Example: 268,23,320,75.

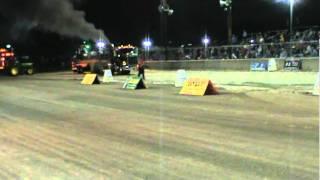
0,48,34,76
17,56,35,75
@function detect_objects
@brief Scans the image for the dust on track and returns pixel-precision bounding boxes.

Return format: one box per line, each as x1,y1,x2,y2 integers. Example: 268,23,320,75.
0,72,318,179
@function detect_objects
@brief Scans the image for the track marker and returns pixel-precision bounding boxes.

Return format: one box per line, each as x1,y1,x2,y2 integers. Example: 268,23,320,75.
81,74,100,85
123,76,147,90
102,70,114,83
175,69,187,87
180,78,218,96
312,72,320,96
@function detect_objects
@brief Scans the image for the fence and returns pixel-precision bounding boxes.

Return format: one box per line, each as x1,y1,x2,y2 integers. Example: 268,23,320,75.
141,40,319,61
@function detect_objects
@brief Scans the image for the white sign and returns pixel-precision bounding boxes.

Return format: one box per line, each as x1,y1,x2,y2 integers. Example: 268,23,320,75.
175,69,187,87
102,69,114,83
313,72,320,96
268,58,277,72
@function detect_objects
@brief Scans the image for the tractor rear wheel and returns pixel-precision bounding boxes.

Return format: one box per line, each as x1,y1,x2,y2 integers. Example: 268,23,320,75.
10,67,19,76
77,68,84,74
91,63,104,75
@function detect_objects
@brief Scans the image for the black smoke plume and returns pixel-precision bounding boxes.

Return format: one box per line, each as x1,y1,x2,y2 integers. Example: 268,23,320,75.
0,0,107,41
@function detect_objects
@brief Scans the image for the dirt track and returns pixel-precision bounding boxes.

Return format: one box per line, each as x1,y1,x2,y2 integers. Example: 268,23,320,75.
0,72,318,179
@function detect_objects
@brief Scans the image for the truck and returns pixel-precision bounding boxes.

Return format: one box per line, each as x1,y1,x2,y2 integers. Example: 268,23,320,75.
72,41,138,75
0,47,34,76
111,45,139,75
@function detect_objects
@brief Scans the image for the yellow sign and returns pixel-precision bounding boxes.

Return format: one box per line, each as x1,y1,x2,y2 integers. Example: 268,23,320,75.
180,78,218,96
81,74,100,85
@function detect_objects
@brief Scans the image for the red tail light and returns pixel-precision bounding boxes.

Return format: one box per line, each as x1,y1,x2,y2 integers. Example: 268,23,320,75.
0,57,5,69
5,53,13,57
71,61,77,71
1,53,14,57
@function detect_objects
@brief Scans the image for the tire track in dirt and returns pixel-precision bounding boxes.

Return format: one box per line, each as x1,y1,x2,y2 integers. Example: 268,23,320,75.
4,78,315,118
1,132,114,178
0,120,184,179
0,107,238,179
1,84,316,176
0,74,318,179
15,110,312,179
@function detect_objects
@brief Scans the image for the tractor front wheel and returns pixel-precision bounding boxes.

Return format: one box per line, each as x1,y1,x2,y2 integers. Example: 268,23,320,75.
26,68,34,75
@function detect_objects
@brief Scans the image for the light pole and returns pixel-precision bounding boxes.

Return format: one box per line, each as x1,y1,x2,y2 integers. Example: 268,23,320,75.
289,0,294,41
142,36,152,60
219,0,232,45
202,34,210,59
276,0,298,57
289,0,295,58
159,0,174,60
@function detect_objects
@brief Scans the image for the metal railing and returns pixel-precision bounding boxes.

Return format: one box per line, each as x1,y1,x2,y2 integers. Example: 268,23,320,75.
141,40,319,61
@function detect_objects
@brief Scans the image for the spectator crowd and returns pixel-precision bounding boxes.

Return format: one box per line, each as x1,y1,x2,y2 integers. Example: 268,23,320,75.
147,26,319,60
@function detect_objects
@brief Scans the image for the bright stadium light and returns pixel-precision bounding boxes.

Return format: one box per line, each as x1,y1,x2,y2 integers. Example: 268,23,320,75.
142,37,152,49
142,36,153,60
96,39,107,55
96,40,106,49
220,0,232,11
202,34,210,59
202,35,210,47
159,0,174,16
275,0,301,4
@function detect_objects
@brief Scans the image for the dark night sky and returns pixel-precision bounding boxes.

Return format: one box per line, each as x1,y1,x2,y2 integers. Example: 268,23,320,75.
0,0,319,56
82,0,320,45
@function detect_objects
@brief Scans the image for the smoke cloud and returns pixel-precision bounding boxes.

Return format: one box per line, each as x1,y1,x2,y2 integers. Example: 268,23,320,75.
0,0,107,41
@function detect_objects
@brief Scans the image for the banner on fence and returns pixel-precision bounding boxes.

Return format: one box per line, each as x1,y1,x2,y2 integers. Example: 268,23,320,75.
284,59,302,71
251,61,268,71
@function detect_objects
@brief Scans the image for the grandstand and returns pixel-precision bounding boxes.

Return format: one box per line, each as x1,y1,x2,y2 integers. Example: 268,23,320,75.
143,26,320,60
